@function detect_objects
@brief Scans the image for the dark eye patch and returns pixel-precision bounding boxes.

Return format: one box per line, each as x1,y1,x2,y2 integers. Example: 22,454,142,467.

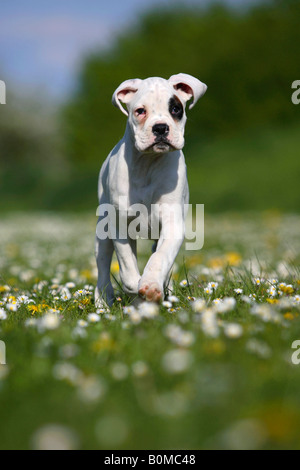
169,96,183,121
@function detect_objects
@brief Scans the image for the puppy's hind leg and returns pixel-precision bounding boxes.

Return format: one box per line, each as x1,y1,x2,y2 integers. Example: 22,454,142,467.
95,236,114,307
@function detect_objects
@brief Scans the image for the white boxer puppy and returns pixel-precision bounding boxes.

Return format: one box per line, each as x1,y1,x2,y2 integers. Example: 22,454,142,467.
95,73,207,306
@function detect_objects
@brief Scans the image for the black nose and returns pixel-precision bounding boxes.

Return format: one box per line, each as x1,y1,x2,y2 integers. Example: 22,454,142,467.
152,123,169,137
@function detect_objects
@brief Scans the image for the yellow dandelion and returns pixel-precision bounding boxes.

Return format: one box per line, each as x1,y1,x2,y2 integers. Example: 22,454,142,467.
186,254,203,268
225,252,242,266
259,405,298,442
0,286,10,293
91,333,116,352
78,298,90,307
28,305,39,315
110,261,120,274
281,285,294,294
80,269,93,280
208,257,224,269
284,312,294,320
204,340,226,355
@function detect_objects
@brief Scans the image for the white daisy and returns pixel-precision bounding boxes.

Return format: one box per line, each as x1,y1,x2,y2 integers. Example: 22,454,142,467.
0,308,7,320
234,288,243,295
88,313,100,323
224,323,243,338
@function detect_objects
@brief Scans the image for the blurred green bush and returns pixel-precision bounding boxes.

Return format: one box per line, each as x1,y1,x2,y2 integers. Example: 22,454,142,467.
1,0,299,212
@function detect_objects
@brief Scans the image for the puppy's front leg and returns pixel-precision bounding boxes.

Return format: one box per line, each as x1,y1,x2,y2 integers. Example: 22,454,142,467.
95,235,114,307
113,237,141,297
139,207,185,302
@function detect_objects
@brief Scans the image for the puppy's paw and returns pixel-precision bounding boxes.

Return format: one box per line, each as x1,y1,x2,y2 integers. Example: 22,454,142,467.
138,280,163,303
95,288,113,309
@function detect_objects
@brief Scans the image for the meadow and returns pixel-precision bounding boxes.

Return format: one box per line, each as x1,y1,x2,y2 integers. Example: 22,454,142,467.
0,211,300,450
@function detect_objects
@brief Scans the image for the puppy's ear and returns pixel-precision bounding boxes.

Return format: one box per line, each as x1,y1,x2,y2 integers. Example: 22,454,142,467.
168,73,207,110
112,78,143,116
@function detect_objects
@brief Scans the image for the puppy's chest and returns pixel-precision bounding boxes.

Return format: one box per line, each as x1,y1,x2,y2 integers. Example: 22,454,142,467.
128,163,166,207
129,181,155,207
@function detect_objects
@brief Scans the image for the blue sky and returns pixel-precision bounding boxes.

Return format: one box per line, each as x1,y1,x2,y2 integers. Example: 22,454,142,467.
0,0,262,100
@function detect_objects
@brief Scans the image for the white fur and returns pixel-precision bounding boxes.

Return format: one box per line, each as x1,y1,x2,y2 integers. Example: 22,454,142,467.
95,74,207,306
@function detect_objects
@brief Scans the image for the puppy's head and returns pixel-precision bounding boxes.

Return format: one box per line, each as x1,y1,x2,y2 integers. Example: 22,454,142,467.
112,74,207,154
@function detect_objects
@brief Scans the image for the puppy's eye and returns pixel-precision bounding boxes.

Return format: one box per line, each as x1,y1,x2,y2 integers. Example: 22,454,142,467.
171,106,181,115
135,108,146,116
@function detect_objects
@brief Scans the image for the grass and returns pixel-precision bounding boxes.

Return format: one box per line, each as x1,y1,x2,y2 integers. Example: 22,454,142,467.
1,123,300,214
0,211,300,450
187,123,300,211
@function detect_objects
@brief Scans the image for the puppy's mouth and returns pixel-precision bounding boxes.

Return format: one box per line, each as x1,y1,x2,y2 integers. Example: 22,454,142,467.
147,138,174,153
